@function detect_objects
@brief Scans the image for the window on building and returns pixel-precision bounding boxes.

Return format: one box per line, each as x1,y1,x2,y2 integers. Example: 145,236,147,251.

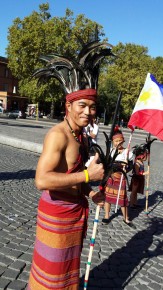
4,68,9,78
3,83,8,91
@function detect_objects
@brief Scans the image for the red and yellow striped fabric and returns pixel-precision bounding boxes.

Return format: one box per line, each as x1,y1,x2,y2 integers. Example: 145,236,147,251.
27,190,88,290
105,172,129,207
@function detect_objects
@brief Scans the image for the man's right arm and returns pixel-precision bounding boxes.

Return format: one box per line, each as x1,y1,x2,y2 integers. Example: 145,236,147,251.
35,130,104,191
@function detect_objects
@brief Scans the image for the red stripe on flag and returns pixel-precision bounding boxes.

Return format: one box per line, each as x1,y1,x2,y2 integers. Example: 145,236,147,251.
128,109,163,140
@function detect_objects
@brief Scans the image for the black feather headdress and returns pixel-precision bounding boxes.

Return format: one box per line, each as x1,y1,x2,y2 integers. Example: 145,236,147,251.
32,40,114,98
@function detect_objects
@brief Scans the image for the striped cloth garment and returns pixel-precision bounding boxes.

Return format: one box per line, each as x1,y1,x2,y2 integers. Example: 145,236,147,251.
105,172,129,207
27,190,88,290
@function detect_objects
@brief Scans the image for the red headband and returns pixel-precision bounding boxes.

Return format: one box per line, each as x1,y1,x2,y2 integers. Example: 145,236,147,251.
66,89,97,103
112,133,124,140
136,153,147,159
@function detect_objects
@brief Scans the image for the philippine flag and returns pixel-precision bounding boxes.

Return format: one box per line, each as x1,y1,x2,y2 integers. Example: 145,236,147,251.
128,73,163,141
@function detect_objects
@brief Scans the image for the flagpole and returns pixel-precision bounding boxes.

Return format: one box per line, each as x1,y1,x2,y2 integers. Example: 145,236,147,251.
115,130,134,213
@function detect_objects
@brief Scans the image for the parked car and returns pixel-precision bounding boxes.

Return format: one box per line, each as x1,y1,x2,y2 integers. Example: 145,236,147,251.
0,107,4,114
7,110,26,119
18,111,26,119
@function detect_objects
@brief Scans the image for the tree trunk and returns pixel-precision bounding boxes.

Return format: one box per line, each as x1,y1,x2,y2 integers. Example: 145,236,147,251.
50,99,55,119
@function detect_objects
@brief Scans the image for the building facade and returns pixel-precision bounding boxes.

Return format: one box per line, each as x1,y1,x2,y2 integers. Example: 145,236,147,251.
0,56,28,112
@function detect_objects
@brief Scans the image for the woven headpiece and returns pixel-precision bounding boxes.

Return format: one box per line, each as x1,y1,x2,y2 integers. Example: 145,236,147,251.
112,126,124,141
32,40,114,102
133,144,147,158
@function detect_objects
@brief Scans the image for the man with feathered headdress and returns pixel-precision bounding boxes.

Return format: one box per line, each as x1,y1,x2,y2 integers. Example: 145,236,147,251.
27,40,113,290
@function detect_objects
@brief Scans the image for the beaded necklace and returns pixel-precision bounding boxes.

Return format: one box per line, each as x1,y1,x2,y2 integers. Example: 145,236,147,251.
65,117,81,144
65,117,89,163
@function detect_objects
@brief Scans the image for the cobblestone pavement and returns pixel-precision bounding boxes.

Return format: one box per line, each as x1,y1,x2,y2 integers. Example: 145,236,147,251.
0,125,163,289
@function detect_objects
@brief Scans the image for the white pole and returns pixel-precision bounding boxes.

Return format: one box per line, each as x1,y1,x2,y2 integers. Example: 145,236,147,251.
115,130,134,213
84,205,100,290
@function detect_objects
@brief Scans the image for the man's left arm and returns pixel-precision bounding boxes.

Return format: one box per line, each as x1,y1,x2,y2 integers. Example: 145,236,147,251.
81,183,104,206
81,182,93,197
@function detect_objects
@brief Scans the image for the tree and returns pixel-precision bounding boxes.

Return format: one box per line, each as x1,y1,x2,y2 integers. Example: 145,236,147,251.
103,42,154,119
152,56,163,84
6,2,105,117
98,76,119,124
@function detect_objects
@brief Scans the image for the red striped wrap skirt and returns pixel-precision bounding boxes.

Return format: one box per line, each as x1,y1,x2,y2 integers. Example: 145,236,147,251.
27,190,88,290
129,174,145,194
105,172,129,207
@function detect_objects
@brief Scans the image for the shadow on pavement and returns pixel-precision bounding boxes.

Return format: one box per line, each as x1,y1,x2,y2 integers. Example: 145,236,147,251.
128,190,163,221
80,216,163,289
0,122,44,128
0,169,35,180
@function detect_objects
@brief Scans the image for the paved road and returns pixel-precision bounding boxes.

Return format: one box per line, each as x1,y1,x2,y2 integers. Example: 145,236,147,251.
0,119,163,289
0,117,159,153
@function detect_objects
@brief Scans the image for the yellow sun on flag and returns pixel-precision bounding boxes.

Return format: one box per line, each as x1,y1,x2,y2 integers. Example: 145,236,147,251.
137,88,152,105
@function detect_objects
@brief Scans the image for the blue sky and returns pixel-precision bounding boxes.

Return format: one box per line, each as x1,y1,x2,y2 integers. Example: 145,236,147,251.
1,0,163,58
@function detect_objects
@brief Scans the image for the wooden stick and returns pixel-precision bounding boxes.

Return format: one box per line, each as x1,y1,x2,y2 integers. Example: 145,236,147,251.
84,92,123,288
84,205,100,290
144,133,151,214
115,130,134,213
144,164,150,213
115,173,124,213
144,149,150,213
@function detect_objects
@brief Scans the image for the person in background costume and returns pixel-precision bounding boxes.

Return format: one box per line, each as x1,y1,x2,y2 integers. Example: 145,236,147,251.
84,117,99,168
120,118,124,128
84,117,99,144
27,40,113,290
129,145,149,209
102,127,136,229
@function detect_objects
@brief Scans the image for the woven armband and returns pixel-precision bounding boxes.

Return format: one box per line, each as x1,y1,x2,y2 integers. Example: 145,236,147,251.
84,169,90,183
139,171,144,175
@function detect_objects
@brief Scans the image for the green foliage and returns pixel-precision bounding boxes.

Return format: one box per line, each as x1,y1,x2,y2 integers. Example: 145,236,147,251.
98,75,119,122
6,2,163,120
152,56,163,83
102,42,155,119
6,2,105,108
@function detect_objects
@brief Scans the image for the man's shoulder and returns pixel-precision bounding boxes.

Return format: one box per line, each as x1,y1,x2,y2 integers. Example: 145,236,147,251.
42,123,68,153
46,122,67,141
